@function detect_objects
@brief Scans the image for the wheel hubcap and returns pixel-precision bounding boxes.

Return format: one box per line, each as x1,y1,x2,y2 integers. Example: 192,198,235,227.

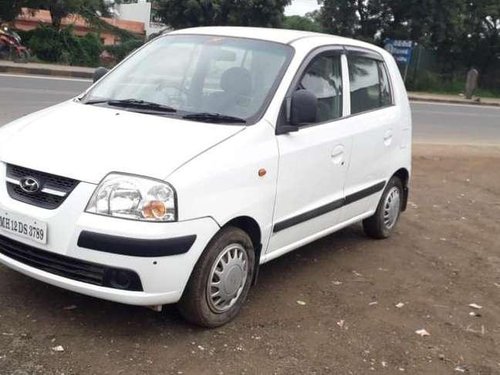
383,187,401,230
207,244,248,313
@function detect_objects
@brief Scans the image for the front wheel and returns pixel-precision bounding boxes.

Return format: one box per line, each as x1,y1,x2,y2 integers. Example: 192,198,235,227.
363,177,403,239
177,227,255,327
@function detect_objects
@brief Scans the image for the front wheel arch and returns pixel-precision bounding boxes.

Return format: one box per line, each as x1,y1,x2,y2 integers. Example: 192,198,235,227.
220,216,262,285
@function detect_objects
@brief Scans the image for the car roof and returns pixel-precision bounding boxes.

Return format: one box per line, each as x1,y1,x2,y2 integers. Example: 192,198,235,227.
169,26,364,47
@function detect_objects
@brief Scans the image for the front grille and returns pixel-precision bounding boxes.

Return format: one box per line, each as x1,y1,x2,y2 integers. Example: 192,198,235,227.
0,234,143,291
6,164,79,209
7,184,65,208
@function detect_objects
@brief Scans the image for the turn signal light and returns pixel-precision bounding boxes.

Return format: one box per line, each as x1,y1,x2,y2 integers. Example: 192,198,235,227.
142,200,167,219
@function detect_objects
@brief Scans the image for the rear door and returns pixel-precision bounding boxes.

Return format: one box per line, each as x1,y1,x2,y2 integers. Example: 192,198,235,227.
267,48,353,254
342,48,399,218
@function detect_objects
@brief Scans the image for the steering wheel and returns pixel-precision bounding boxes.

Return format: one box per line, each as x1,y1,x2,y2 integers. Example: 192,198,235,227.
155,82,189,107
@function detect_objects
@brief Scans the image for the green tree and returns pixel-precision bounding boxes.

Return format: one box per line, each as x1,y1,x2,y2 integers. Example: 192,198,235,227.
156,0,217,28
316,0,467,44
0,0,22,21
316,0,355,37
156,0,291,29
282,14,322,32
459,0,500,74
223,0,291,27
316,0,378,40
0,0,112,27
316,0,499,88
40,0,108,29
0,0,40,22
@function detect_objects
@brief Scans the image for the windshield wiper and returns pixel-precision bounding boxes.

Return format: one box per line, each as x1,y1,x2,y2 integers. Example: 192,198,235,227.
84,98,177,113
183,112,246,124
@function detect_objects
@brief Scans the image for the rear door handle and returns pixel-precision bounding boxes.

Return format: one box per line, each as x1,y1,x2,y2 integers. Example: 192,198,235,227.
331,145,345,164
384,129,393,145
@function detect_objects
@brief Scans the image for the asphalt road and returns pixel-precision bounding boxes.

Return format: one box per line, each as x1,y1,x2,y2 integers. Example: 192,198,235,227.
0,74,90,126
1,73,499,144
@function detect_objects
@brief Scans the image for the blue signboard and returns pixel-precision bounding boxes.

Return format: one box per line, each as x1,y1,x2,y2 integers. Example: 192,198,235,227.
384,39,414,65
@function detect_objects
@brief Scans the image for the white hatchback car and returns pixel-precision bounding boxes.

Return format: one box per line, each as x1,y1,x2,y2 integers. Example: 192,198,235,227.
0,27,411,327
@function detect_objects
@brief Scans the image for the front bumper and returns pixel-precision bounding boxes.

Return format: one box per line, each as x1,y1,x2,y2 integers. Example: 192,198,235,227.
0,168,220,306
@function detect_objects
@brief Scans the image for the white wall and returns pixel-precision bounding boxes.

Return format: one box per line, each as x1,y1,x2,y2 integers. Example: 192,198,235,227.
117,1,166,37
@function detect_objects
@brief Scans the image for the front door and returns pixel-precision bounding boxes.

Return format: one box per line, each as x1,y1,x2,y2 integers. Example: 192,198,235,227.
267,50,352,254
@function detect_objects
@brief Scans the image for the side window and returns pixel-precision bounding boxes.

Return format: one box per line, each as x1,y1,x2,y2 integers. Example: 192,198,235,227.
348,55,392,114
299,54,342,123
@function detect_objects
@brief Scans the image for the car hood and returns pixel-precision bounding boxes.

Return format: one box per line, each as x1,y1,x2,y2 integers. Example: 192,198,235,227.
0,101,244,184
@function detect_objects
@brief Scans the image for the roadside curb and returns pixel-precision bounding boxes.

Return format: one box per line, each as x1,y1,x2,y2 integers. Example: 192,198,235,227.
408,95,500,107
0,65,93,79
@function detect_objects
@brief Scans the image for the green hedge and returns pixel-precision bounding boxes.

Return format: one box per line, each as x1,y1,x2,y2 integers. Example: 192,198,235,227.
17,25,144,67
21,25,102,66
406,70,500,98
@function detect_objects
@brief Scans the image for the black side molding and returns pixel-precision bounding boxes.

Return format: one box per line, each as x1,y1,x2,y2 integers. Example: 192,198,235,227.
273,198,344,233
273,181,386,233
77,231,196,257
344,181,386,205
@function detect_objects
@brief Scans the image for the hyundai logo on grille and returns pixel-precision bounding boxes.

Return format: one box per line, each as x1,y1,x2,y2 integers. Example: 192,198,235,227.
19,176,40,194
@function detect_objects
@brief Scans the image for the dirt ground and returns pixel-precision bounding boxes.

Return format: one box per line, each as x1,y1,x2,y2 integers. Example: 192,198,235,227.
0,144,499,375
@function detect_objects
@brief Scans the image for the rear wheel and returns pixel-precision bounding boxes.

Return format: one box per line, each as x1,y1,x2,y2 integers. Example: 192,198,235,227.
363,177,403,239
177,227,255,327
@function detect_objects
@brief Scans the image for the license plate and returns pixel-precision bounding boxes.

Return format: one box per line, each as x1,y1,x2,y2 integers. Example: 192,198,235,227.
0,210,47,244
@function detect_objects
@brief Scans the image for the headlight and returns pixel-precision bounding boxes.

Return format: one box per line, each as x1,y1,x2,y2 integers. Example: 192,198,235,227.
85,173,176,222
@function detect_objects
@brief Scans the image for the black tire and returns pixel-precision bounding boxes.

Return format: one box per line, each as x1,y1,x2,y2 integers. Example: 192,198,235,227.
363,177,404,239
177,227,255,328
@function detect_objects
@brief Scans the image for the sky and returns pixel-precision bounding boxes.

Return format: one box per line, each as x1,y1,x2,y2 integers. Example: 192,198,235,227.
285,0,320,16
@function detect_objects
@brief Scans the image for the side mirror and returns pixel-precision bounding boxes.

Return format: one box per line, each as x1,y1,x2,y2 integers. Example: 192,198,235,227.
93,67,109,83
290,89,317,126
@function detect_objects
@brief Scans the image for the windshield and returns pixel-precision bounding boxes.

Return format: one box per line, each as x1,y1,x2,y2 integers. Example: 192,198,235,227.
83,34,294,123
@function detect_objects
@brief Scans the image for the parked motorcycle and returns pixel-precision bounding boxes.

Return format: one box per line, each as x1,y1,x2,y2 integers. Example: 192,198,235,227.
0,26,30,62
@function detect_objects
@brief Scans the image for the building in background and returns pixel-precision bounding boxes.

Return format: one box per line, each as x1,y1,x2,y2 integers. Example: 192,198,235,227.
114,0,167,38
13,8,145,45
